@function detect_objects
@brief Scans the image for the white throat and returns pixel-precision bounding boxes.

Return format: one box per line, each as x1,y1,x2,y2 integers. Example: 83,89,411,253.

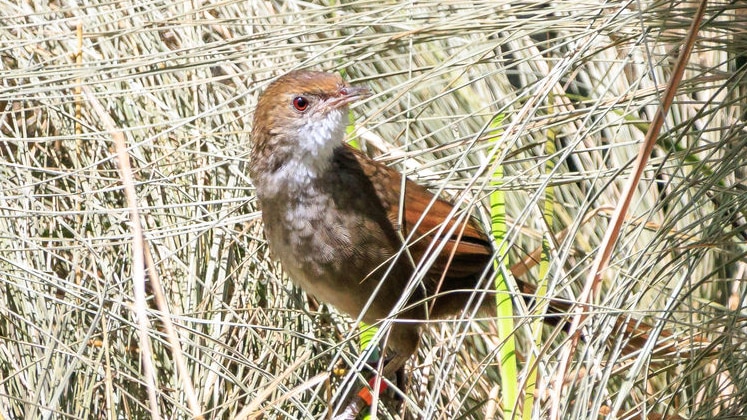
263,108,347,196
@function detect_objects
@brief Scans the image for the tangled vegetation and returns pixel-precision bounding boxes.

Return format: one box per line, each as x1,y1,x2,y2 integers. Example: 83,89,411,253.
1,0,745,418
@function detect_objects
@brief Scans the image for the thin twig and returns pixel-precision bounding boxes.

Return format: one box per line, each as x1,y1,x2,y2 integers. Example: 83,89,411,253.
82,86,161,420
551,1,710,418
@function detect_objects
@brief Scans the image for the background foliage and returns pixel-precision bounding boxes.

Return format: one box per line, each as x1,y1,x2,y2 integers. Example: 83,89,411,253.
1,0,745,419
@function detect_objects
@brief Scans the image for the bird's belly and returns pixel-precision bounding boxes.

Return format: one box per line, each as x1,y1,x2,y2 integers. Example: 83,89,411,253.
274,243,389,323
263,204,399,322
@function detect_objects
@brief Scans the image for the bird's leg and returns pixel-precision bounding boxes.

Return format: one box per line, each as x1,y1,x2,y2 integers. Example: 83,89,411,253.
337,323,419,418
357,352,409,404
336,351,410,420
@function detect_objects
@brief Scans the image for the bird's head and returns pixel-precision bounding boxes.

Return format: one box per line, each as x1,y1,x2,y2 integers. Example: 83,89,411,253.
250,71,370,186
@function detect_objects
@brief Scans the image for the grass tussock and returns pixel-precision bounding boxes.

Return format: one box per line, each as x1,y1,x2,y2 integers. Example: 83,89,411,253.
1,0,745,419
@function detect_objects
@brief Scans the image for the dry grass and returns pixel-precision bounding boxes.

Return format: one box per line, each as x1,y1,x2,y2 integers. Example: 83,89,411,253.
1,0,745,419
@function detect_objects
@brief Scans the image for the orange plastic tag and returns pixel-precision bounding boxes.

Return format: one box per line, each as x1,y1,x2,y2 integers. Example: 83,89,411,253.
357,377,389,406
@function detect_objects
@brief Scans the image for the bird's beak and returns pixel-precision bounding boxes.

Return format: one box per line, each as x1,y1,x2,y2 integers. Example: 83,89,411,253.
328,85,371,109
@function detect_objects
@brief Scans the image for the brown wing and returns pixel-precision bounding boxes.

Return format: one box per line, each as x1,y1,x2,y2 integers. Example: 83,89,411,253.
399,177,492,278
350,146,492,279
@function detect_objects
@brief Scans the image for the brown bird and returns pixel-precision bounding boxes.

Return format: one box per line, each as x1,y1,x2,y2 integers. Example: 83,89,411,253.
249,70,684,418
250,70,541,412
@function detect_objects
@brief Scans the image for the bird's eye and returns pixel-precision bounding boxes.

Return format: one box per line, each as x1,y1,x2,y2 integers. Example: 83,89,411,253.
292,96,309,112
